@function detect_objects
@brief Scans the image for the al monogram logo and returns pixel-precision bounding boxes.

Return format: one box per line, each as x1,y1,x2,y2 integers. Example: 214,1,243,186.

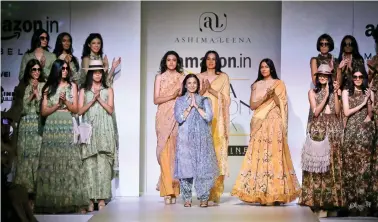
199,12,227,32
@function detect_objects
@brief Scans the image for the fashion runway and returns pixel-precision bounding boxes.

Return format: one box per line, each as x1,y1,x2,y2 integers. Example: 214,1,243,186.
89,196,318,222
34,196,378,222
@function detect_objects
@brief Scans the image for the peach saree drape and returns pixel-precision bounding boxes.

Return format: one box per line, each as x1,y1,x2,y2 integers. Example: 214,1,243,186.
155,72,182,197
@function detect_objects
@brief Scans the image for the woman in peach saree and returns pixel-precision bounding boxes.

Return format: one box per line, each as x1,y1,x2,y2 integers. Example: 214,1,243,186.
154,51,184,204
198,50,230,204
231,58,300,205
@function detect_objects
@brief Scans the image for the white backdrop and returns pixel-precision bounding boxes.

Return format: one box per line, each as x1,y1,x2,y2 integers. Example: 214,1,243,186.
140,1,282,195
1,1,141,197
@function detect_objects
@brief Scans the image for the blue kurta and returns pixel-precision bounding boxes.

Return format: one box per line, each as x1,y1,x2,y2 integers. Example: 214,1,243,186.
174,93,218,184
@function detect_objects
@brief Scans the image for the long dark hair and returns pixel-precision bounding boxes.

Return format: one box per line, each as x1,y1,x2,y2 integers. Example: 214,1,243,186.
200,50,222,73
314,74,334,93
53,32,80,71
159,51,183,73
23,59,46,85
41,60,72,99
181,74,200,95
346,68,369,96
81,33,104,59
338,35,363,62
253,58,280,83
26,29,50,53
82,69,108,91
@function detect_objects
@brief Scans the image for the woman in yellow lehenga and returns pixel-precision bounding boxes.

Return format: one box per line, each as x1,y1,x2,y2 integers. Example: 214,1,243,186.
154,51,184,204
231,58,300,205
198,50,230,204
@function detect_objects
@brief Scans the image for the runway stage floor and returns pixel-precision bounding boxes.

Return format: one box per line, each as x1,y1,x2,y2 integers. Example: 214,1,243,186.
35,196,378,222
89,196,318,222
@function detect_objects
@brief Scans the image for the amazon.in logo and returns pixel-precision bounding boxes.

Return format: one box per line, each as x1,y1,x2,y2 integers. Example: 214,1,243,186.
1,17,59,40
199,12,227,32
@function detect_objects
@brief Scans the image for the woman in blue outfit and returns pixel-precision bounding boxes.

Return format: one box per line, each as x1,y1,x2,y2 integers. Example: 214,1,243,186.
174,74,219,208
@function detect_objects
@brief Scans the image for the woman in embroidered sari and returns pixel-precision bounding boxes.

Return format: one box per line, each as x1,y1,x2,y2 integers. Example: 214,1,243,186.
299,64,344,218
154,51,184,204
231,58,300,205
198,50,230,204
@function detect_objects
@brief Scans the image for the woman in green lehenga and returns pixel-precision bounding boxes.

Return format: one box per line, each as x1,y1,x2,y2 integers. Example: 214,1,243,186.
78,59,116,211
13,59,45,210
35,59,88,213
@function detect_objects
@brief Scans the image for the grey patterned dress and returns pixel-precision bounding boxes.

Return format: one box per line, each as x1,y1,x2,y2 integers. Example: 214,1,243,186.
174,93,219,201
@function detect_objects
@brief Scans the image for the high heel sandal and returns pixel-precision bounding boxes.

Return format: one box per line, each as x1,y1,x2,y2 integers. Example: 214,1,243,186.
184,201,192,207
200,200,208,208
164,196,172,205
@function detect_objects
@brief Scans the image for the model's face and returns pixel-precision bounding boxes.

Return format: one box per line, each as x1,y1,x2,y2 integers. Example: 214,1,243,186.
62,35,71,51
260,62,271,77
61,63,68,78
343,38,353,53
89,38,101,54
319,39,330,54
30,64,41,80
93,70,103,82
39,33,48,48
318,74,329,85
185,77,198,93
352,71,363,87
206,53,216,69
166,54,177,71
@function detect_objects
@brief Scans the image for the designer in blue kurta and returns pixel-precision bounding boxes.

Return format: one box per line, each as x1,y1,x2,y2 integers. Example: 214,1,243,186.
174,93,219,202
